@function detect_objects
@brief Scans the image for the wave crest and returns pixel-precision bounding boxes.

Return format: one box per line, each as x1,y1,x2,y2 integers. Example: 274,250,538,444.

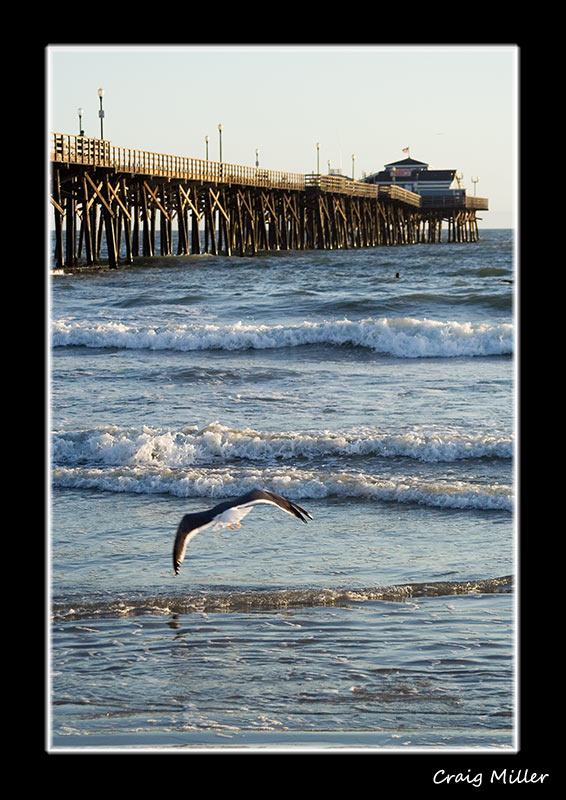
52,316,513,358
52,461,513,512
52,421,513,467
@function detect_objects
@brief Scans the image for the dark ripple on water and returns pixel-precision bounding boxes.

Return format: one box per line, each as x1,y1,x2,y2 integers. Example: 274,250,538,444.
52,575,513,621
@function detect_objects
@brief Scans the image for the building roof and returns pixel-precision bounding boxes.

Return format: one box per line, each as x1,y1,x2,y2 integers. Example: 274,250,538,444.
384,157,429,168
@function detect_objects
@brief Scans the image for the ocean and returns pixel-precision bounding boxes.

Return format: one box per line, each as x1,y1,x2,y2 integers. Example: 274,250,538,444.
48,228,516,752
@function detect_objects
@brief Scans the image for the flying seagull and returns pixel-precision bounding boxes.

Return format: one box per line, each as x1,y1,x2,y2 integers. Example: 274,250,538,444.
173,488,313,575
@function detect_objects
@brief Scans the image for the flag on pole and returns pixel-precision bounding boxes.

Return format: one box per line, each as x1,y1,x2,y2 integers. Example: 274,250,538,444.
402,147,410,154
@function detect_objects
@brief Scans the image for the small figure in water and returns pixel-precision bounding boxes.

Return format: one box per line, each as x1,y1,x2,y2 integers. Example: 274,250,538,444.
395,272,401,279
498,279,513,284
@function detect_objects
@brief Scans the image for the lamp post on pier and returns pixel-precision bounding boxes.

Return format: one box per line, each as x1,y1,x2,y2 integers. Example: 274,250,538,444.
218,124,223,162
471,176,479,196
78,107,84,136
205,135,209,160
316,142,320,174
352,153,356,180
97,88,104,139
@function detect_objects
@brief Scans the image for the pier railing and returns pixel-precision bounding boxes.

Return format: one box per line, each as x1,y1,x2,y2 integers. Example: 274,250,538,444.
421,193,489,210
51,133,306,191
376,184,423,208
52,134,112,166
50,133,423,204
50,133,485,210
305,173,377,198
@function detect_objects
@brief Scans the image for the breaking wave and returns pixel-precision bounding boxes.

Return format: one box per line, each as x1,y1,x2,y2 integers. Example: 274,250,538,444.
52,461,512,512
52,421,513,467
51,316,513,358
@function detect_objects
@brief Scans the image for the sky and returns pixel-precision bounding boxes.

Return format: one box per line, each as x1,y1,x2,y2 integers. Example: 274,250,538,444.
47,44,518,228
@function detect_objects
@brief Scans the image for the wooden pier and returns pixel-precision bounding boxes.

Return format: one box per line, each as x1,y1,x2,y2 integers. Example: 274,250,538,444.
50,133,489,269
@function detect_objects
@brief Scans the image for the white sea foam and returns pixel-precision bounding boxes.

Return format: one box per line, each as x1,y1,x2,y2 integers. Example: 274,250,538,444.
51,316,513,358
52,462,513,512
52,421,513,467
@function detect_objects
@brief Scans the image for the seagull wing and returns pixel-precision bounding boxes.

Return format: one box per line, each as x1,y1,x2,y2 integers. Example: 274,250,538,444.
173,509,217,576
233,488,314,523
172,489,313,575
